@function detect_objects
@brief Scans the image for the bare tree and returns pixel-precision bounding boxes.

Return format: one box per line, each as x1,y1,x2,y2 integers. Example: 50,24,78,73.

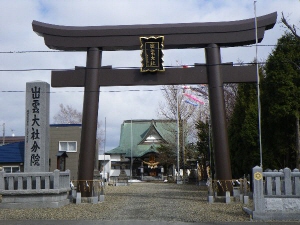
158,85,203,139
157,82,238,175
157,85,205,175
53,103,104,152
281,12,300,39
223,83,239,123
191,83,238,124
53,104,82,124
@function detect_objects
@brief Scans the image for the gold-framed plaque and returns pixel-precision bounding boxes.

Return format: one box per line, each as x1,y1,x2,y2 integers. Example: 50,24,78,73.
140,36,164,72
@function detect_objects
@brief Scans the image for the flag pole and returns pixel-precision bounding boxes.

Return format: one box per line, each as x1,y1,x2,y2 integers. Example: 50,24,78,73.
254,1,263,168
104,117,106,184
130,119,133,180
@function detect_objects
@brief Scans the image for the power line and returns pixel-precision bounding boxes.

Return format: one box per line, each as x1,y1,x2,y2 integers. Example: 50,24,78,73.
0,44,297,54
1,81,296,94
0,89,181,94
3,57,300,72
0,50,64,54
0,68,75,72
0,86,209,94
0,62,265,72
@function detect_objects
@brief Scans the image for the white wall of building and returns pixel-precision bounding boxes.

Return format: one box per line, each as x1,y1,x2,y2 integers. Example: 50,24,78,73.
110,168,130,177
99,154,130,179
110,154,121,161
98,155,111,179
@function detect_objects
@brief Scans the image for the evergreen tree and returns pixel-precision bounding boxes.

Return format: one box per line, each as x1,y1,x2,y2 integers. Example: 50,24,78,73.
195,120,211,180
157,144,177,175
228,81,260,178
261,33,300,169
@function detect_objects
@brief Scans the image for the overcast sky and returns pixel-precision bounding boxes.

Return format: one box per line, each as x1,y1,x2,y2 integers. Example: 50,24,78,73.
1,0,300,152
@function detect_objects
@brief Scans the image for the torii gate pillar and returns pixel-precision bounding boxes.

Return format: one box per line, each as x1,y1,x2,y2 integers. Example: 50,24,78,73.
77,48,101,194
206,44,232,189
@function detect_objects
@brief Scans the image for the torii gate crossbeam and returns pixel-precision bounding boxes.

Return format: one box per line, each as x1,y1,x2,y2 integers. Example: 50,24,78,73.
33,12,277,197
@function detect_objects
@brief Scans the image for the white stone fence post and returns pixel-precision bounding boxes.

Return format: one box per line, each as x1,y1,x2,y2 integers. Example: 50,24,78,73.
252,166,265,212
251,166,300,220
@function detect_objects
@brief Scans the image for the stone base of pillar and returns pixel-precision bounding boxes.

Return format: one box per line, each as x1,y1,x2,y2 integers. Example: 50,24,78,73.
243,196,249,204
76,192,81,204
214,195,234,203
99,194,105,202
208,195,214,203
176,176,183,184
81,196,98,204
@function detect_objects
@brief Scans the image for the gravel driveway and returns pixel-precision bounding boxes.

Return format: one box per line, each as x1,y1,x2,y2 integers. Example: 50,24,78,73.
0,182,251,222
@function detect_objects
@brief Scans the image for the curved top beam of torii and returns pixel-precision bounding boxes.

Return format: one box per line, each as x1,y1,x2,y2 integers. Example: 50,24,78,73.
32,12,277,51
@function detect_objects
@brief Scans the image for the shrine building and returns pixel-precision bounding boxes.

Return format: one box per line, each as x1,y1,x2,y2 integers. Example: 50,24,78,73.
105,119,177,180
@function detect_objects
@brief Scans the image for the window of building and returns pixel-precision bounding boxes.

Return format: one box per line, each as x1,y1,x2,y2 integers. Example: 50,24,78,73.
3,166,20,173
59,141,77,152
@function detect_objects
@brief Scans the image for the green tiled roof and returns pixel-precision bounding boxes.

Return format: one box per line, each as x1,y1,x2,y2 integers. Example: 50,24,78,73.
106,119,176,158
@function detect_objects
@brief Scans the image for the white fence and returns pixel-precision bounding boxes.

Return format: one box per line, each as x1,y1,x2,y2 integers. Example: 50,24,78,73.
0,169,70,208
250,166,300,220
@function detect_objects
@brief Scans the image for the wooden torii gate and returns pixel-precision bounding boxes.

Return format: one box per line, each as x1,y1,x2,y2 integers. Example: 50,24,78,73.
33,12,276,197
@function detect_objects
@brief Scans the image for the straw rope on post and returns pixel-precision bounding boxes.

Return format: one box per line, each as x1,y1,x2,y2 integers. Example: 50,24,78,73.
210,179,250,195
72,179,103,196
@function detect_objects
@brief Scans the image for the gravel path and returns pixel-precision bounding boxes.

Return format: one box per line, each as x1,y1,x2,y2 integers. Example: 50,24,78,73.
0,182,251,222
